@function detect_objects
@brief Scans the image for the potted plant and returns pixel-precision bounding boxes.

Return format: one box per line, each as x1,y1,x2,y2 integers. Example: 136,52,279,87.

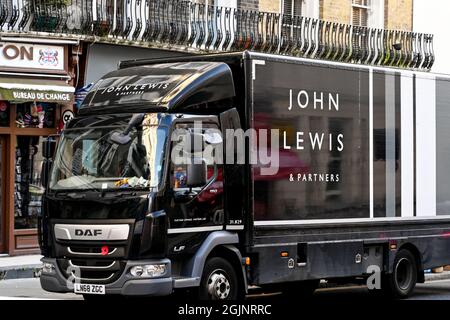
34,0,71,32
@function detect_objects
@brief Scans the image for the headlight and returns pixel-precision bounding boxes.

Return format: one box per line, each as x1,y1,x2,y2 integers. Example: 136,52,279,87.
130,266,144,277
145,265,166,277
130,264,166,278
42,262,55,274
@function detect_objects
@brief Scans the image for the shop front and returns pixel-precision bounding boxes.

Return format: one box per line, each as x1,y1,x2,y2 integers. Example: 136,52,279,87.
0,40,75,255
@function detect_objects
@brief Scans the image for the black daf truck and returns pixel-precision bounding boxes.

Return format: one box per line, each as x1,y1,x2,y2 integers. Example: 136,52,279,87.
39,51,450,299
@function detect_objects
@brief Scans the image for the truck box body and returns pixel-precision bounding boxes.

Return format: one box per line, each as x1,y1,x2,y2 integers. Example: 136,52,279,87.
39,51,450,298
246,53,450,284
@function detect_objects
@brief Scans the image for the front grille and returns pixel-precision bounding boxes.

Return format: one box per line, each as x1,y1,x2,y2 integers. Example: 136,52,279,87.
70,259,117,268
67,246,121,256
51,221,134,284
58,258,126,284
54,241,129,284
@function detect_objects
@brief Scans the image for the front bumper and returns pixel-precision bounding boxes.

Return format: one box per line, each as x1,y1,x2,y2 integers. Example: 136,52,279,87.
40,258,173,296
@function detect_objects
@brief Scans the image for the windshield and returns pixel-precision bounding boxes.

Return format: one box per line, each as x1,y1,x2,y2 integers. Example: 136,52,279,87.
49,114,168,191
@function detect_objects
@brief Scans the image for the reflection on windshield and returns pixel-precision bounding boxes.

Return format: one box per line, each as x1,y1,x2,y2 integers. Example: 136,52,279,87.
50,114,167,191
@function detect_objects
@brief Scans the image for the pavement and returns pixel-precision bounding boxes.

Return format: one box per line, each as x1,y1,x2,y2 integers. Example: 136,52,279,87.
1,254,450,282
0,255,42,280
0,278,81,300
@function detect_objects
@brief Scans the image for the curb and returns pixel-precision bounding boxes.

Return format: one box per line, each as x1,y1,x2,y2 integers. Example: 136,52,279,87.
0,265,42,281
425,271,450,282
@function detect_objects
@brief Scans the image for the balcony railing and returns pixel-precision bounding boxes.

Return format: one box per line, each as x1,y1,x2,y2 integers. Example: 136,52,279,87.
0,0,435,71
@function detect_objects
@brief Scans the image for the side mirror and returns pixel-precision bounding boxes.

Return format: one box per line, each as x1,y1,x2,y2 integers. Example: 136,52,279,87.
204,131,223,145
42,137,57,159
186,157,207,188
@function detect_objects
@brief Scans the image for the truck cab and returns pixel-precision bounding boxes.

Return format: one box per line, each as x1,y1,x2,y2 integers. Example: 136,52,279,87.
39,59,248,299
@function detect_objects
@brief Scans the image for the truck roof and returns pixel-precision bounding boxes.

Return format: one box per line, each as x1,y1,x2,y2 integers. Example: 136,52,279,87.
78,61,235,116
120,51,450,80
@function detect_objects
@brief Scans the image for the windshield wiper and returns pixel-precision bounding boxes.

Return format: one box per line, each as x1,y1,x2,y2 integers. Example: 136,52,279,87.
53,191,87,199
101,189,146,198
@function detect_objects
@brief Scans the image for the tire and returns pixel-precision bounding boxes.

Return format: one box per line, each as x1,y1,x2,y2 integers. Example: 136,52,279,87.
383,250,418,299
198,257,242,300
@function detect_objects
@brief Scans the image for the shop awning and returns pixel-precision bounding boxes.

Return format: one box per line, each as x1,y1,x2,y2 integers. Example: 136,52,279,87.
0,78,75,103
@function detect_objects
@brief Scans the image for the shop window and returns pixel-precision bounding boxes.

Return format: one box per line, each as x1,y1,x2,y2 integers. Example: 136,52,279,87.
0,101,9,127
15,102,56,128
0,138,3,243
14,136,45,230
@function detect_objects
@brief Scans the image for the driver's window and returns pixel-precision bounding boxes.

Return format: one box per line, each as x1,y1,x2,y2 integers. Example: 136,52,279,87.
170,123,218,191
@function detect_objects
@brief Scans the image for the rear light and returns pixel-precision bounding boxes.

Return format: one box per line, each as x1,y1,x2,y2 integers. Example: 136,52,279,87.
389,240,398,250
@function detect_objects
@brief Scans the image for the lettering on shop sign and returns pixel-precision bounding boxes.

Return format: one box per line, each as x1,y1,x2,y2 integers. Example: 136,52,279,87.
12,91,71,102
0,44,33,60
0,42,65,71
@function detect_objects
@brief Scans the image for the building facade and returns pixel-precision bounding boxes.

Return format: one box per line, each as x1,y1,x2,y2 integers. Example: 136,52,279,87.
258,0,413,31
0,0,419,255
0,39,81,254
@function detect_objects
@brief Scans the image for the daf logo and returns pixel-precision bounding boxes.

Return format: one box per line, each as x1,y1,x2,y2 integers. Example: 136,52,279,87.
75,229,103,237
54,224,130,241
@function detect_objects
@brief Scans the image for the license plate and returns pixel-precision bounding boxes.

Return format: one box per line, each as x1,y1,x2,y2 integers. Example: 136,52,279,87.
74,283,105,295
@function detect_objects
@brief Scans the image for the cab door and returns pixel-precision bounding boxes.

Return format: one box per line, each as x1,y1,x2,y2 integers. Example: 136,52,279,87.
166,119,224,255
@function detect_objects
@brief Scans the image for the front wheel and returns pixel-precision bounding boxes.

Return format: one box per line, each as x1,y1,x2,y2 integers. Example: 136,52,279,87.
198,257,242,300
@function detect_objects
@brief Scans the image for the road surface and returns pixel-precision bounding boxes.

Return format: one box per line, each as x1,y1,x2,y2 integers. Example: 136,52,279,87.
0,278,449,300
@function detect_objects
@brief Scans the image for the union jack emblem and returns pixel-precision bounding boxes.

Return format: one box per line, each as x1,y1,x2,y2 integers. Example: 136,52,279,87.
39,49,59,66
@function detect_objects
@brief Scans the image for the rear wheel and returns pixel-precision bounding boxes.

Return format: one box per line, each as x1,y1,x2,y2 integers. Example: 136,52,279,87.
198,257,242,300
376,249,418,299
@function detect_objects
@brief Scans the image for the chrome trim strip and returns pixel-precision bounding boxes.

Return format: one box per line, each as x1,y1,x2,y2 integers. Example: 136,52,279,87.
167,226,223,234
69,260,116,270
71,272,115,282
254,215,450,227
54,224,130,241
67,247,118,256
226,225,245,230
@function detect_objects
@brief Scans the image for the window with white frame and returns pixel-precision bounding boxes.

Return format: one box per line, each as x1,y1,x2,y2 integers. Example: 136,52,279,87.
282,0,303,41
281,1,320,21
283,0,303,18
352,0,370,27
